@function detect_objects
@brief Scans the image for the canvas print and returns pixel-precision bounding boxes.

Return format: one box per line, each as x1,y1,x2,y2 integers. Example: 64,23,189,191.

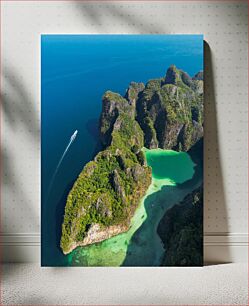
41,35,204,267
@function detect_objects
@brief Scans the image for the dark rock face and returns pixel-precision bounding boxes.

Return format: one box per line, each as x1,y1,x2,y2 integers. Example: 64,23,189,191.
100,82,145,147
165,65,180,84
193,71,203,80
157,185,203,266
165,65,193,87
61,84,151,254
125,82,145,106
111,169,126,203
61,65,204,254
136,66,203,151
99,65,204,153
99,91,133,147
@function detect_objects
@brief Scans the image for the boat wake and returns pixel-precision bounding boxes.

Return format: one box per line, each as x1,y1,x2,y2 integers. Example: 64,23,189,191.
46,130,78,201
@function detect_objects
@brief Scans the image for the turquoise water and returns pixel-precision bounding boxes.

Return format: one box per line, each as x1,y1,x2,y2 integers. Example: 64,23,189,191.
123,149,201,266
41,35,203,266
68,149,201,266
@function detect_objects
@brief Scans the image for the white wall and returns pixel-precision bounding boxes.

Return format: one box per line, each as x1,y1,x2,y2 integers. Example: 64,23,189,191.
1,0,248,263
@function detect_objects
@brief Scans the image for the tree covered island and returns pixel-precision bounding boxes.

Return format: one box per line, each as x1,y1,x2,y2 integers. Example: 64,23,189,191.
60,65,204,258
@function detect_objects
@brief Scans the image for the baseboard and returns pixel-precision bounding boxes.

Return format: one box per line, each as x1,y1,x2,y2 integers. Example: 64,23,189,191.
204,232,248,264
0,232,248,263
0,233,40,263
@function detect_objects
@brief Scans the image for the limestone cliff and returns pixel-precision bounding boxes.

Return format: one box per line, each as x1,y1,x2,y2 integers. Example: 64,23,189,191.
60,65,204,255
136,65,203,151
61,89,151,255
157,185,203,266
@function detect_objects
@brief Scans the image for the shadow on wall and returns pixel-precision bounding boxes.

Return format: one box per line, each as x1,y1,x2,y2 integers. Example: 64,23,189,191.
204,41,230,264
1,66,39,140
74,2,165,34
1,66,39,268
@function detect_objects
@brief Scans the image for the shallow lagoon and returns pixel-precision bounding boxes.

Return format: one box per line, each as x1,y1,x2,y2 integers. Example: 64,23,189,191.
41,35,203,266
68,149,200,266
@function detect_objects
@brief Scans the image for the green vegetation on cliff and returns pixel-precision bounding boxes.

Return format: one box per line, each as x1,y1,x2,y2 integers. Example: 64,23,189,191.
61,89,151,254
157,185,203,266
60,65,204,255
136,65,203,150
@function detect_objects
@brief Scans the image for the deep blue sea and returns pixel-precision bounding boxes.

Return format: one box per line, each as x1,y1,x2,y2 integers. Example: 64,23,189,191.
41,35,203,266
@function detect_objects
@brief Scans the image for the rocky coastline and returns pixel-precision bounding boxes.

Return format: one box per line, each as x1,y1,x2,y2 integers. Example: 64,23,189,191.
60,65,204,255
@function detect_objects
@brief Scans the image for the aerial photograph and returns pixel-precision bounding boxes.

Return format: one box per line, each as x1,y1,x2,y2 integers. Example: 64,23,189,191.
41,34,204,267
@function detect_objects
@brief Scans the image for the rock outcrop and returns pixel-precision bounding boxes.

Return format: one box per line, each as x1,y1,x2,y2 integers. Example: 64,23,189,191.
99,91,131,147
136,65,203,151
125,81,145,106
60,65,204,255
192,71,203,81
61,86,151,255
157,185,203,266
